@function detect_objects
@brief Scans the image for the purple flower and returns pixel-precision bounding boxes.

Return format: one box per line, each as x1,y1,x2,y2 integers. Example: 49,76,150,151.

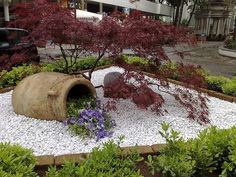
67,98,116,141
68,117,77,124
96,130,107,141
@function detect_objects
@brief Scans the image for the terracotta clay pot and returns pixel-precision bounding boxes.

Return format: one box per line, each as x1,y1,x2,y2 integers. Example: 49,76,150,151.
12,72,96,121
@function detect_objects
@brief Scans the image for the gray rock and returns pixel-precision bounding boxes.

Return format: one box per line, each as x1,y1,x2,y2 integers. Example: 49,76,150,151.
103,72,122,87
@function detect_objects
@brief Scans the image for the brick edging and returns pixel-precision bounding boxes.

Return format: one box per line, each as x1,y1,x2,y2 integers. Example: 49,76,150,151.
0,86,15,94
36,144,166,166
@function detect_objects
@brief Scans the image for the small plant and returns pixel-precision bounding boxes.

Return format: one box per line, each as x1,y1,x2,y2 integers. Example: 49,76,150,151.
206,75,230,93
65,97,116,141
46,139,143,177
0,143,36,177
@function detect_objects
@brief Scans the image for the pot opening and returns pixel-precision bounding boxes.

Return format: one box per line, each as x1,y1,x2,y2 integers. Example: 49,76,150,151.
66,84,95,118
67,84,93,100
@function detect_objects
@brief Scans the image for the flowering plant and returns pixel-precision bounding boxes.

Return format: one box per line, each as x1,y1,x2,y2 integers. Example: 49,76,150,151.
65,97,116,141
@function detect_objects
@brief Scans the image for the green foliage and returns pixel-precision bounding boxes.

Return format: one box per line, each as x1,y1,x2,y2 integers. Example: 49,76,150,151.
221,136,236,177
222,78,236,96
0,65,41,88
225,39,236,50
206,75,230,93
147,123,236,177
46,140,143,177
0,143,36,177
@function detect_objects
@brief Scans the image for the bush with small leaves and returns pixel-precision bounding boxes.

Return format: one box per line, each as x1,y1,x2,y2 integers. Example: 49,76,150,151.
146,123,196,177
147,123,236,177
0,143,36,177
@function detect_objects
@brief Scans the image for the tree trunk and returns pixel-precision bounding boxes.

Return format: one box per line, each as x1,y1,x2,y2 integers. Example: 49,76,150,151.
173,5,180,26
234,17,236,41
177,0,185,26
187,0,199,27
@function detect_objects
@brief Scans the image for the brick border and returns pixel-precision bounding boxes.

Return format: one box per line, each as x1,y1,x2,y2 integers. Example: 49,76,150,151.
36,145,160,166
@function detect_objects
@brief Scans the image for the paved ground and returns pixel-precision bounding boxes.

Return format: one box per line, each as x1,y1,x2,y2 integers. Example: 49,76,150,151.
168,42,236,78
38,41,236,78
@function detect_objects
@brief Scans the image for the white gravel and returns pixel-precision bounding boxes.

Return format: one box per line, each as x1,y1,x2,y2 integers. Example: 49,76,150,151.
1,66,236,156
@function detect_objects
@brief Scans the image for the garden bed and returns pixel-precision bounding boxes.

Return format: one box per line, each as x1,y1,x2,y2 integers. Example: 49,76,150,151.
1,67,236,156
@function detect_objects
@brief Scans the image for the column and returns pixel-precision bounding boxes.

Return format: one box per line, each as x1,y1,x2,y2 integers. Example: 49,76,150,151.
99,3,103,14
81,0,85,10
3,0,10,23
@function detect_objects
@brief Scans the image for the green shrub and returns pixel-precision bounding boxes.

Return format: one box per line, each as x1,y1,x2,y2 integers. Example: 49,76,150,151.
77,56,112,70
0,65,41,88
42,57,113,73
0,143,36,177
147,123,236,177
159,62,179,80
224,39,236,50
124,56,148,65
206,75,230,93
46,139,143,177
222,80,236,96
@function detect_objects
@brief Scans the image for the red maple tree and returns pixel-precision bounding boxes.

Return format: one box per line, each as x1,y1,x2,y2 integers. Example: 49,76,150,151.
10,0,209,124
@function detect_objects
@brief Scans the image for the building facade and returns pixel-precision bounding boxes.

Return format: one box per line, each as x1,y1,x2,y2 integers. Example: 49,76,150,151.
0,0,173,26
63,0,173,18
195,0,235,40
